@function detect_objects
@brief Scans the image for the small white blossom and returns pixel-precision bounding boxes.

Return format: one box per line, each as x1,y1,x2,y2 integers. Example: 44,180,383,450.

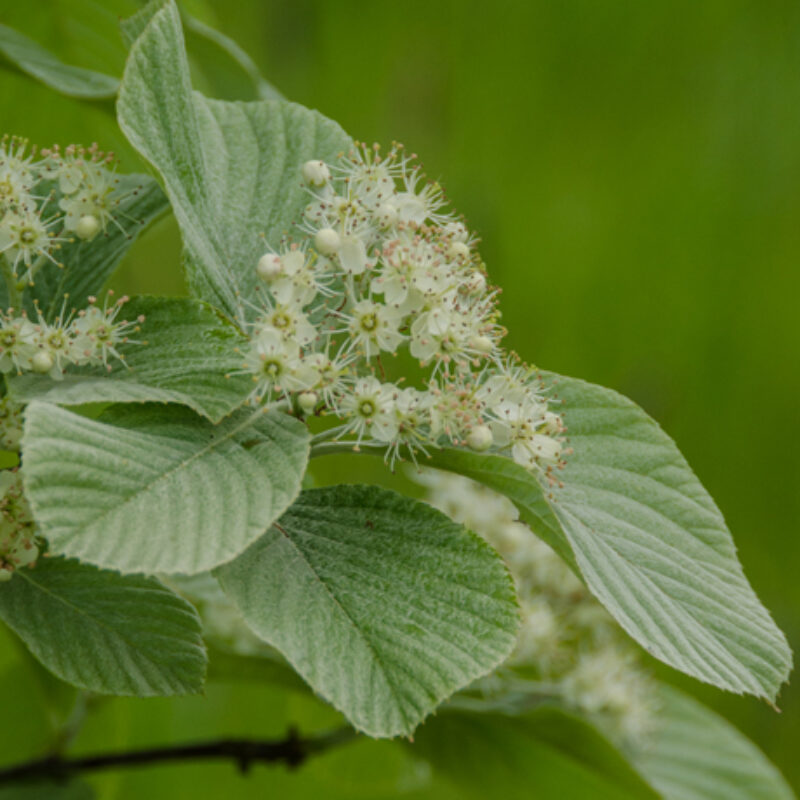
343,298,405,358
337,377,399,444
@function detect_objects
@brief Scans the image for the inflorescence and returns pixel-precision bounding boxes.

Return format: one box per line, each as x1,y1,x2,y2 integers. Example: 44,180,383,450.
244,144,567,477
418,470,659,747
0,291,144,381
1,136,144,578
1,136,127,284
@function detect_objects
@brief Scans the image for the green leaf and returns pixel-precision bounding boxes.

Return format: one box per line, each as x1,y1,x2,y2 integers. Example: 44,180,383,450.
21,402,310,575
216,485,519,738
0,557,206,696
0,22,119,99
10,296,254,422
116,0,352,321
412,706,659,800
633,686,795,800
433,371,792,702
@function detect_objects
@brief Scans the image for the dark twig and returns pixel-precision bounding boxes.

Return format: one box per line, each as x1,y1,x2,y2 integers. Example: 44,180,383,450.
0,727,356,786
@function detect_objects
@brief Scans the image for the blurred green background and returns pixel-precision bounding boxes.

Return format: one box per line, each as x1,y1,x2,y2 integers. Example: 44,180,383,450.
0,0,797,795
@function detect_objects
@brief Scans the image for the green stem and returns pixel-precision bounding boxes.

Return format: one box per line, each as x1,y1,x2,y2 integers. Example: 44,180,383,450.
309,440,387,459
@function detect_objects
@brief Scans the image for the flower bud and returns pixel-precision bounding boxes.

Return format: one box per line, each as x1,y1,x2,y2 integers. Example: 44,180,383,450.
0,569,12,583
467,424,493,452
31,350,54,374
75,214,101,240
470,335,494,354
298,391,318,414
256,253,282,282
302,160,330,186
315,227,341,255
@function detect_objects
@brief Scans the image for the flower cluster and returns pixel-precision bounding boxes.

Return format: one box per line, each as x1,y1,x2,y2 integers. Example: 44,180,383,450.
418,470,658,746
245,144,566,476
0,469,38,580
0,291,144,381
1,136,127,286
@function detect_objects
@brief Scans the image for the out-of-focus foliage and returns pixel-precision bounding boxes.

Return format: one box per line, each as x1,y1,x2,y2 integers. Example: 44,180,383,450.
0,0,797,795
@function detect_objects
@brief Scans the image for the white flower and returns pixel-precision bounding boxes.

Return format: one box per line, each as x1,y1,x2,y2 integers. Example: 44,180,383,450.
344,298,405,358
58,166,119,233
303,351,352,406
0,136,34,207
0,314,37,373
337,377,399,443
488,399,563,470
70,293,142,368
395,169,452,225
244,330,317,400
272,249,325,306
409,301,477,369
335,143,401,211
371,231,452,307
0,209,56,272
255,302,316,346
384,387,434,466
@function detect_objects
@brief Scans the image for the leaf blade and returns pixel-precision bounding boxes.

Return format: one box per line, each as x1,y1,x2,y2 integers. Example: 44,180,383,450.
0,23,119,99
216,484,519,738
116,0,351,320
21,402,310,575
433,371,792,701
634,686,795,800
0,557,206,696
412,706,659,800
544,372,791,700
